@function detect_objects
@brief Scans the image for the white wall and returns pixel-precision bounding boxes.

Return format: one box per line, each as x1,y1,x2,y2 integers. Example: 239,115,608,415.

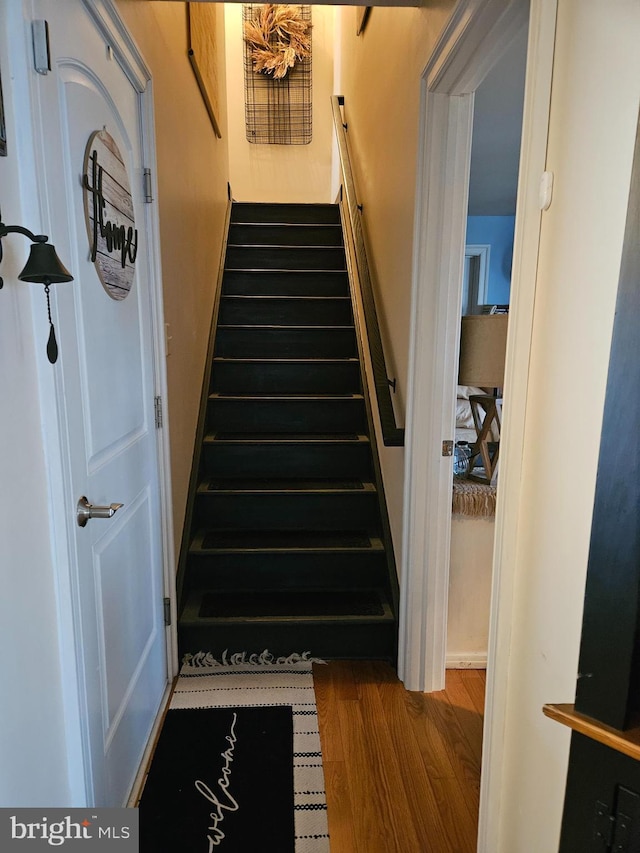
0,0,77,805
447,518,493,667
224,4,335,203
486,2,640,849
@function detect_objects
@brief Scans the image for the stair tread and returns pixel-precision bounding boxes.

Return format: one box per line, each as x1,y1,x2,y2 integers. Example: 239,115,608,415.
217,324,354,330
223,269,347,275
181,588,393,623
230,203,340,222
228,243,343,248
220,295,351,301
191,528,384,552
224,268,348,274
229,225,343,232
231,225,342,232
209,392,364,400
181,614,394,626
213,357,358,363
230,221,342,227
205,431,369,443
198,478,376,493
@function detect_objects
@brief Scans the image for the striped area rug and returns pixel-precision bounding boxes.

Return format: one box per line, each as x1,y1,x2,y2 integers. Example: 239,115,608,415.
173,651,330,852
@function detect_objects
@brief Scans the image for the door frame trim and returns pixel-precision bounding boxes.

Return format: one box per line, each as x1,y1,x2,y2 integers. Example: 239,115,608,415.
398,0,557,845
399,0,530,692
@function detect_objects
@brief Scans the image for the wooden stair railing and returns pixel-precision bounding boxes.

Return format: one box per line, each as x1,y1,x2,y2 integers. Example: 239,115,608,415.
331,95,404,447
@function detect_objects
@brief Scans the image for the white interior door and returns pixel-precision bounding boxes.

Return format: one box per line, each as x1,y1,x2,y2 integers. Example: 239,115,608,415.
34,0,168,805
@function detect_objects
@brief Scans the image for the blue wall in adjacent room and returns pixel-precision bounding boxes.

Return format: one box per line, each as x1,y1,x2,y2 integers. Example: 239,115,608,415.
466,215,515,305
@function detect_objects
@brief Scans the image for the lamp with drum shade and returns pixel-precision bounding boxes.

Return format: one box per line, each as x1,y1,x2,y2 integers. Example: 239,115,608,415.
458,313,508,484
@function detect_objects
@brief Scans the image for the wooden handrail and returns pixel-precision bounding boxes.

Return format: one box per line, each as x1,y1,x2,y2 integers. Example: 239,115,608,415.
543,703,640,763
331,95,404,447
176,198,233,609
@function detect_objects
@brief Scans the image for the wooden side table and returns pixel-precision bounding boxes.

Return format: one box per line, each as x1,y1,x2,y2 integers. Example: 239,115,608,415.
468,394,502,484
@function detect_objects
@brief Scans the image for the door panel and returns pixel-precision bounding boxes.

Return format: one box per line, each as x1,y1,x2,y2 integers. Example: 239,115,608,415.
97,491,156,727
36,1,168,805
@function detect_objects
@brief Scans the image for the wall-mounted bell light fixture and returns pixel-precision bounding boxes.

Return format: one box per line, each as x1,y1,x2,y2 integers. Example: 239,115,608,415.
0,212,73,363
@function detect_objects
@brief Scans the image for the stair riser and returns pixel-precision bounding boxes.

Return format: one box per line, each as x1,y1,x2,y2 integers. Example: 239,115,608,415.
226,246,346,270
230,203,341,225
186,552,387,592
218,297,352,326
211,362,360,395
208,398,366,433
222,271,349,297
178,622,396,662
229,224,344,247
203,443,373,479
195,492,379,530
215,328,357,358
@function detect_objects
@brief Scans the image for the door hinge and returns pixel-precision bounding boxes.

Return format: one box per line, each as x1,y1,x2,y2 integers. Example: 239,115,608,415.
154,396,163,429
593,788,640,853
32,20,51,75
163,598,171,626
442,440,454,457
612,787,640,853
594,801,616,849
143,168,153,203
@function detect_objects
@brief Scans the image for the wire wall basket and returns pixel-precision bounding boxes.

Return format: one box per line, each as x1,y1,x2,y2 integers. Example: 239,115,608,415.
243,4,312,145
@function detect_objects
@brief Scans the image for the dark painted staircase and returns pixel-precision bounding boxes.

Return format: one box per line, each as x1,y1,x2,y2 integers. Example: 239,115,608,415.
178,202,398,661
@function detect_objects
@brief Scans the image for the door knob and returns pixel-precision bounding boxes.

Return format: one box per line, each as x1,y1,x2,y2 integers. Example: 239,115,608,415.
77,495,124,528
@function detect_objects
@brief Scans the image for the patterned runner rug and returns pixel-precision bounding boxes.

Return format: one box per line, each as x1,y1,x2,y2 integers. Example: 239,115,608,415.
139,651,330,852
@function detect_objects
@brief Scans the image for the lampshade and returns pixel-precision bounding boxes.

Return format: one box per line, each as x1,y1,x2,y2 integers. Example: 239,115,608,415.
18,242,74,283
458,314,508,388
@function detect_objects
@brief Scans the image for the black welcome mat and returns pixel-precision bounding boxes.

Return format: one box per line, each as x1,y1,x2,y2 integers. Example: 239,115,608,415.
139,706,294,852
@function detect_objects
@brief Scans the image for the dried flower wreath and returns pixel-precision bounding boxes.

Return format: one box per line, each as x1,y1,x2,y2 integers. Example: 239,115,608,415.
244,5,311,80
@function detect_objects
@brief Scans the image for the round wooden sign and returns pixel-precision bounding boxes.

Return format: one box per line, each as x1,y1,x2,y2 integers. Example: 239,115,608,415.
82,129,138,300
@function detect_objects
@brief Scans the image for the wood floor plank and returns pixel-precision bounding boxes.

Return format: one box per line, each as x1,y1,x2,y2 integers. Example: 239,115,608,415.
370,666,468,852
314,661,484,853
337,689,422,852
313,661,346,763
322,760,359,853
404,690,456,782
359,663,457,852
444,670,485,765
422,690,482,813
463,669,487,715
327,658,360,701
404,687,479,848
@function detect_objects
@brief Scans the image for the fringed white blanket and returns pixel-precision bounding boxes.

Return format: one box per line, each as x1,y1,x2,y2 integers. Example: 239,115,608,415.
452,480,497,518
174,651,330,852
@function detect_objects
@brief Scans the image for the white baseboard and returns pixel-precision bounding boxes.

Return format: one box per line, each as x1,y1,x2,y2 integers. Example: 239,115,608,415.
446,653,487,669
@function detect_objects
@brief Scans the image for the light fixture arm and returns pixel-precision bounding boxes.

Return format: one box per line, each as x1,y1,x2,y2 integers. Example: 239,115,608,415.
0,222,48,243
0,220,49,289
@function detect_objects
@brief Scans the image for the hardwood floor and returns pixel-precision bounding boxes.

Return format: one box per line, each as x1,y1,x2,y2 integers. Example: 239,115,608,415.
313,661,485,853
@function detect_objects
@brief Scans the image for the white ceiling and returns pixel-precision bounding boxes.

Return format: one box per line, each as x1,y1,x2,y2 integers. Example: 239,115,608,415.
468,26,528,216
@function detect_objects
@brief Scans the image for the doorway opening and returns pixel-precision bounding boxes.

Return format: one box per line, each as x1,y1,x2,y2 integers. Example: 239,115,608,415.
448,25,527,672
398,0,558,843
